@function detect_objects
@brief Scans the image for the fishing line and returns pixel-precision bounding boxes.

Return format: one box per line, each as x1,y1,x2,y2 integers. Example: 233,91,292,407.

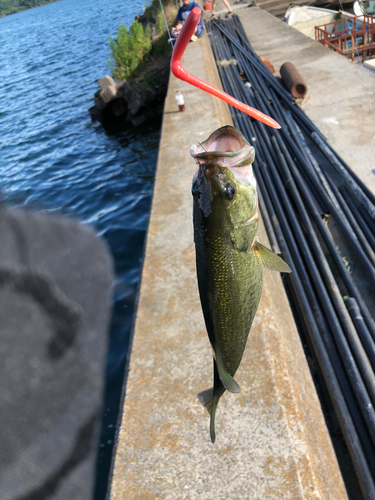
158,0,172,42
158,0,206,149
183,82,207,150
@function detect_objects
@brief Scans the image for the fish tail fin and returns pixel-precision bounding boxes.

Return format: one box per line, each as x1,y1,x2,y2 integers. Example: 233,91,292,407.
197,389,219,444
209,397,219,444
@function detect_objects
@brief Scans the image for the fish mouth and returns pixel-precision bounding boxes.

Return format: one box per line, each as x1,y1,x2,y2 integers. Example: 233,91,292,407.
190,125,255,168
192,126,257,218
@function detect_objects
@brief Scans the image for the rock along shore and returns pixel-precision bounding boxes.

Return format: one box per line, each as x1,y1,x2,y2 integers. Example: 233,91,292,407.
89,69,169,131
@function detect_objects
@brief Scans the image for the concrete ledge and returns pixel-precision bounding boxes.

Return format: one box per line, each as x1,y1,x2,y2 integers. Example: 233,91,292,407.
110,18,347,500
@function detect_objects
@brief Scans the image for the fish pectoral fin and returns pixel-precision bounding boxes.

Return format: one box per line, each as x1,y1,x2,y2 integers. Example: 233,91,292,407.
254,241,291,273
216,352,240,393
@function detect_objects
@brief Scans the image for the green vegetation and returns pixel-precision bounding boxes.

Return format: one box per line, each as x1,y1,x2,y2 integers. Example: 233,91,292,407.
108,0,177,85
109,21,152,83
0,0,59,18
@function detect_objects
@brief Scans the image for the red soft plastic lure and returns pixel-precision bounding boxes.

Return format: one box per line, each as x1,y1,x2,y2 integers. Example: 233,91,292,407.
170,7,280,129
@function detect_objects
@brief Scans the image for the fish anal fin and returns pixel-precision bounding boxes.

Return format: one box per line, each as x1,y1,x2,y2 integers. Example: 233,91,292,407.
254,241,291,273
216,352,240,393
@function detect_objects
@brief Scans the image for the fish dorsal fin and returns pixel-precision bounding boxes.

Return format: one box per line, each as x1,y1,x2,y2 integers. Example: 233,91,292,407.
216,351,240,393
253,241,291,273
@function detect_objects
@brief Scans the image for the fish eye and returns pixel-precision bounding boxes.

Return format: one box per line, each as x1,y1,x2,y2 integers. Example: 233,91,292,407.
224,182,235,200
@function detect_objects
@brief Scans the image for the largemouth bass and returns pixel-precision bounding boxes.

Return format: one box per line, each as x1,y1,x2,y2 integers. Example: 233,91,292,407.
191,125,291,443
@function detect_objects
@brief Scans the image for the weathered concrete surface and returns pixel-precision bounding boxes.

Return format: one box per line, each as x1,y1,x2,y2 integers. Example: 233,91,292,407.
110,21,347,500
238,5,375,194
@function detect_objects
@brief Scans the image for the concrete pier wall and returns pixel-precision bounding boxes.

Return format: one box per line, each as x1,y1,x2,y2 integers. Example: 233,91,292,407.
109,9,352,499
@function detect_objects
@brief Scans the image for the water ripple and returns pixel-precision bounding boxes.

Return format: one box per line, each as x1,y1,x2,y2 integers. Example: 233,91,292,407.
0,0,156,497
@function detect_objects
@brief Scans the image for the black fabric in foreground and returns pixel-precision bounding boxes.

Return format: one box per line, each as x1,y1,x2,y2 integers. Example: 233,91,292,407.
0,206,114,500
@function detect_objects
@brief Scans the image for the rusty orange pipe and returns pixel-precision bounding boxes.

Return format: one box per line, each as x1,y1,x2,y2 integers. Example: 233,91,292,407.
280,62,307,99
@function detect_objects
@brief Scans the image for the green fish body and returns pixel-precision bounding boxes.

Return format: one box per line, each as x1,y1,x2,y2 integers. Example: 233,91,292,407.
191,126,291,443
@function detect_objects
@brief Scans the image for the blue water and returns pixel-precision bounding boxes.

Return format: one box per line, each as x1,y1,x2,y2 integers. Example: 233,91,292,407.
0,0,158,497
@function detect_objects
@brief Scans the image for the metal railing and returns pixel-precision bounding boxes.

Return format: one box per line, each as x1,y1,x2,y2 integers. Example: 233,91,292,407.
315,15,375,62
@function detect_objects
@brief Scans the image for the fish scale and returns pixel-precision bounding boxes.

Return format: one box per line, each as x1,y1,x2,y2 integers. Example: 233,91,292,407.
202,229,264,375
191,125,291,443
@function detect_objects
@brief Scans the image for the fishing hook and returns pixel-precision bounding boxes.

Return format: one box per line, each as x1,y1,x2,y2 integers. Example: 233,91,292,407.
170,7,281,129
